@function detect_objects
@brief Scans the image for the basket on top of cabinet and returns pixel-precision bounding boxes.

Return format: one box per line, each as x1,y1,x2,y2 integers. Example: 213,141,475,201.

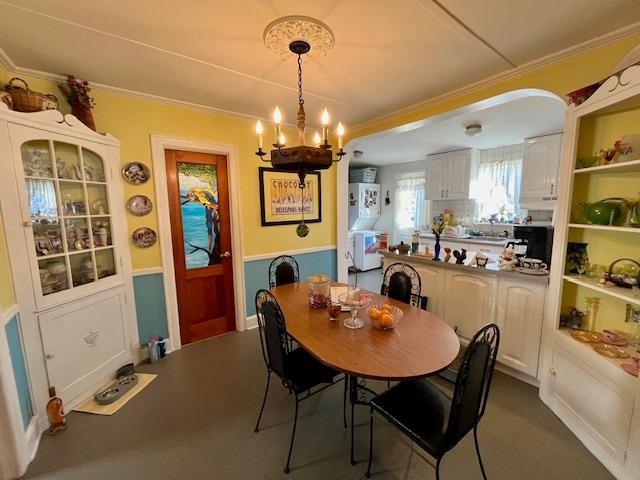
349,167,377,183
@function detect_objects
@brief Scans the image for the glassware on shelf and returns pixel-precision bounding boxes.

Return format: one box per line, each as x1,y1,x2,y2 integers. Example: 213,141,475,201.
53,142,83,180
82,148,105,182
59,182,87,216
95,249,116,279
21,140,53,178
32,218,63,256
69,252,94,287
38,258,69,295
91,217,112,247
87,184,108,215
64,217,91,251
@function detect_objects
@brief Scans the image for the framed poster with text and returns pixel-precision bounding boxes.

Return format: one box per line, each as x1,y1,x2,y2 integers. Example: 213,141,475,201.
259,167,322,226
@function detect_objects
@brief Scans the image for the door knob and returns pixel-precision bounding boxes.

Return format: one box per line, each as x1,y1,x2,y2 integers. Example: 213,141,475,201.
220,251,231,258
45,353,54,359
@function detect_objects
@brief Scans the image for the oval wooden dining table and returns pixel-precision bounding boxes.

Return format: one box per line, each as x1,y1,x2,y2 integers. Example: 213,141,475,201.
270,282,460,465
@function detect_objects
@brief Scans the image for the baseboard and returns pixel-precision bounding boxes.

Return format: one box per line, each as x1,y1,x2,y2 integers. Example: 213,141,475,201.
245,315,258,330
26,416,45,463
495,363,540,388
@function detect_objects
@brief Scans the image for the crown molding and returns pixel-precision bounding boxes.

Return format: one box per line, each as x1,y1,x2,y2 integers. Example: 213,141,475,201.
0,46,16,72
351,21,640,133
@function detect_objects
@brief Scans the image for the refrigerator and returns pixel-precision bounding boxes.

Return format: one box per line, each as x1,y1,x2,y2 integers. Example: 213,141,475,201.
354,231,383,271
348,183,381,231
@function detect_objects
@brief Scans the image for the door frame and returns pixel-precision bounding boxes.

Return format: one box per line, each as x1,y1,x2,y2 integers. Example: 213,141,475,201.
150,135,246,350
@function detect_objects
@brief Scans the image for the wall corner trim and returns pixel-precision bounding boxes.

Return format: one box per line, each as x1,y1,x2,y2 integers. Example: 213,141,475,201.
245,315,258,330
1,305,19,326
132,267,164,277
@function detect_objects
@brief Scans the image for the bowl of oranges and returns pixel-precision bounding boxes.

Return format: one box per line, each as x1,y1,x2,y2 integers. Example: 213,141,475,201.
367,303,403,330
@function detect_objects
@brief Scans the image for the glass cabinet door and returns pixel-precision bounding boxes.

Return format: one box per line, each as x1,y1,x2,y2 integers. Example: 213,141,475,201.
20,140,118,297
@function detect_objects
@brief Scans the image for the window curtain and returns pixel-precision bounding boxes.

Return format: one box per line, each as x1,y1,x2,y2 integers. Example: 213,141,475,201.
471,145,523,221
26,179,57,217
394,172,426,243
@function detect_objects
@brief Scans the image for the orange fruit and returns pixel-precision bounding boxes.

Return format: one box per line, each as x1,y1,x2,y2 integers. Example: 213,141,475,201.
381,303,393,312
380,313,394,327
368,308,381,320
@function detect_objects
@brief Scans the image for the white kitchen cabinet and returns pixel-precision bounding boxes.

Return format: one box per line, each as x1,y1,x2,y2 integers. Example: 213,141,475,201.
426,152,446,200
426,149,477,200
414,264,445,318
496,277,545,377
547,341,635,469
520,133,562,206
444,271,496,340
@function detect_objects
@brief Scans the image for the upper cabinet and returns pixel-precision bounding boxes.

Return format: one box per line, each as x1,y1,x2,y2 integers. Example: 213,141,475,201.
520,133,562,206
426,149,477,200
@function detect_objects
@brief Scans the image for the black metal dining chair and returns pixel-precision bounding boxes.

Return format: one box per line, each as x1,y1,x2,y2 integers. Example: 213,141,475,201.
365,323,500,480
253,289,347,474
268,255,300,288
380,262,427,310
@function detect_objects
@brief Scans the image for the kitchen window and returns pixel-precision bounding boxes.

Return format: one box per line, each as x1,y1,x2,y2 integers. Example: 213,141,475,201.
394,171,426,242
471,144,523,222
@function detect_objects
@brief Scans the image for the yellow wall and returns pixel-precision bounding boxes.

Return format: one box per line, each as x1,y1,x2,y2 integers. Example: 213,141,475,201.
0,71,335,274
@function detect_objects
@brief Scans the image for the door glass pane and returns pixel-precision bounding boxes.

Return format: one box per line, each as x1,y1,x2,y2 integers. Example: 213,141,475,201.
25,179,58,217
53,142,83,180
21,140,53,178
95,249,116,279
82,148,105,182
32,218,63,257
91,217,112,247
177,162,220,269
87,184,108,215
65,217,91,251
38,258,69,295
59,181,87,216
69,252,94,287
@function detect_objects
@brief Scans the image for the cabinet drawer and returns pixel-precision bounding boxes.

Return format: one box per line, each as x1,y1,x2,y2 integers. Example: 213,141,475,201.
39,287,132,404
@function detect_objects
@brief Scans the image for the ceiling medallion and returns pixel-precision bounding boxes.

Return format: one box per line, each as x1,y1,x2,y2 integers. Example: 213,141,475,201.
263,15,335,60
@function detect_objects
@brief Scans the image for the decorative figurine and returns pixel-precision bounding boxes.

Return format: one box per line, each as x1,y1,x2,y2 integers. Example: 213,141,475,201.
443,247,452,263
453,248,467,265
559,307,584,330
499,246,518,271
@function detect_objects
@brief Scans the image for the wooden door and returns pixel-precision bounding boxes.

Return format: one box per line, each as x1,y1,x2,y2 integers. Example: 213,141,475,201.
165,150,235,344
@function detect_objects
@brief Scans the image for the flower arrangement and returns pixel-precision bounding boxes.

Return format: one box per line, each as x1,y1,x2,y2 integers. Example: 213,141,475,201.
58,75,95,109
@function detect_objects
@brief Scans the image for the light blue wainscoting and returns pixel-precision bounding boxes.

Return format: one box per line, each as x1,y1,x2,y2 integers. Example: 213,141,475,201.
5,314,33,430
244,249,337,316
133,273,169,345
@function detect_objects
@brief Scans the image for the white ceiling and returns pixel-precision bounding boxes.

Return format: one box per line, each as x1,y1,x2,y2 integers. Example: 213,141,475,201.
0,0,639,127
347,92,566,166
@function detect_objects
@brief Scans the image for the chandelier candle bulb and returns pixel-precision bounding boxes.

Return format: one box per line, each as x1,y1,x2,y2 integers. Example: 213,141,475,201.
255,120,264,149
273,106,282,139
337,122,344,149
321,108,329,142
313,131,321,148
278,132,286,147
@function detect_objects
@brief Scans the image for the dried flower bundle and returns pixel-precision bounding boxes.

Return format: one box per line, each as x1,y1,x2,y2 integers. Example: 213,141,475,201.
58,75,95,109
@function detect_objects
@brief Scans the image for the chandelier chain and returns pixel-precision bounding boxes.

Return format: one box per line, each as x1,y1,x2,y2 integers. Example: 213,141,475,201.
297,54,304,107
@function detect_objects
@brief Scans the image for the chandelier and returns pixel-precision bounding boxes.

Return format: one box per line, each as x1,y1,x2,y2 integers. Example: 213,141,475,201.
255,16,345,237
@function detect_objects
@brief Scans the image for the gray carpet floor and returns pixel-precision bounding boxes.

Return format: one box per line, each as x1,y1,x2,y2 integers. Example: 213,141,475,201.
22,329,614,480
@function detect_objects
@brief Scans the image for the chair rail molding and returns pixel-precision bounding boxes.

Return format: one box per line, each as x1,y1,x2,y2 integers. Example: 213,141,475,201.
243,245,336,262
150,135,246,350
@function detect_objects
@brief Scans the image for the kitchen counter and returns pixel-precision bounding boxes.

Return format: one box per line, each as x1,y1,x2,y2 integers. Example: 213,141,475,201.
381,250,549,285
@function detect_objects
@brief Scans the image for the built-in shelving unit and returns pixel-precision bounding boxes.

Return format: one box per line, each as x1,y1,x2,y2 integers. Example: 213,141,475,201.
540,63,640,480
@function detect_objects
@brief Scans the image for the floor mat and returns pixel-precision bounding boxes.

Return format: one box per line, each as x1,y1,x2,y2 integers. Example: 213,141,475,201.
73,373,156,416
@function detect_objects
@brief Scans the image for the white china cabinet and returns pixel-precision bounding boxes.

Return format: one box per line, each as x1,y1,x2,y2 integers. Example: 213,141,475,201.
539,63,640,480
0,105,138,421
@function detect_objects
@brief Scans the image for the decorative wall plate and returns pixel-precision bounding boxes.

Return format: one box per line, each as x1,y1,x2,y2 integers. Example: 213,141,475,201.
122,162,151,185
132,227,157,248
126,195,153,216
